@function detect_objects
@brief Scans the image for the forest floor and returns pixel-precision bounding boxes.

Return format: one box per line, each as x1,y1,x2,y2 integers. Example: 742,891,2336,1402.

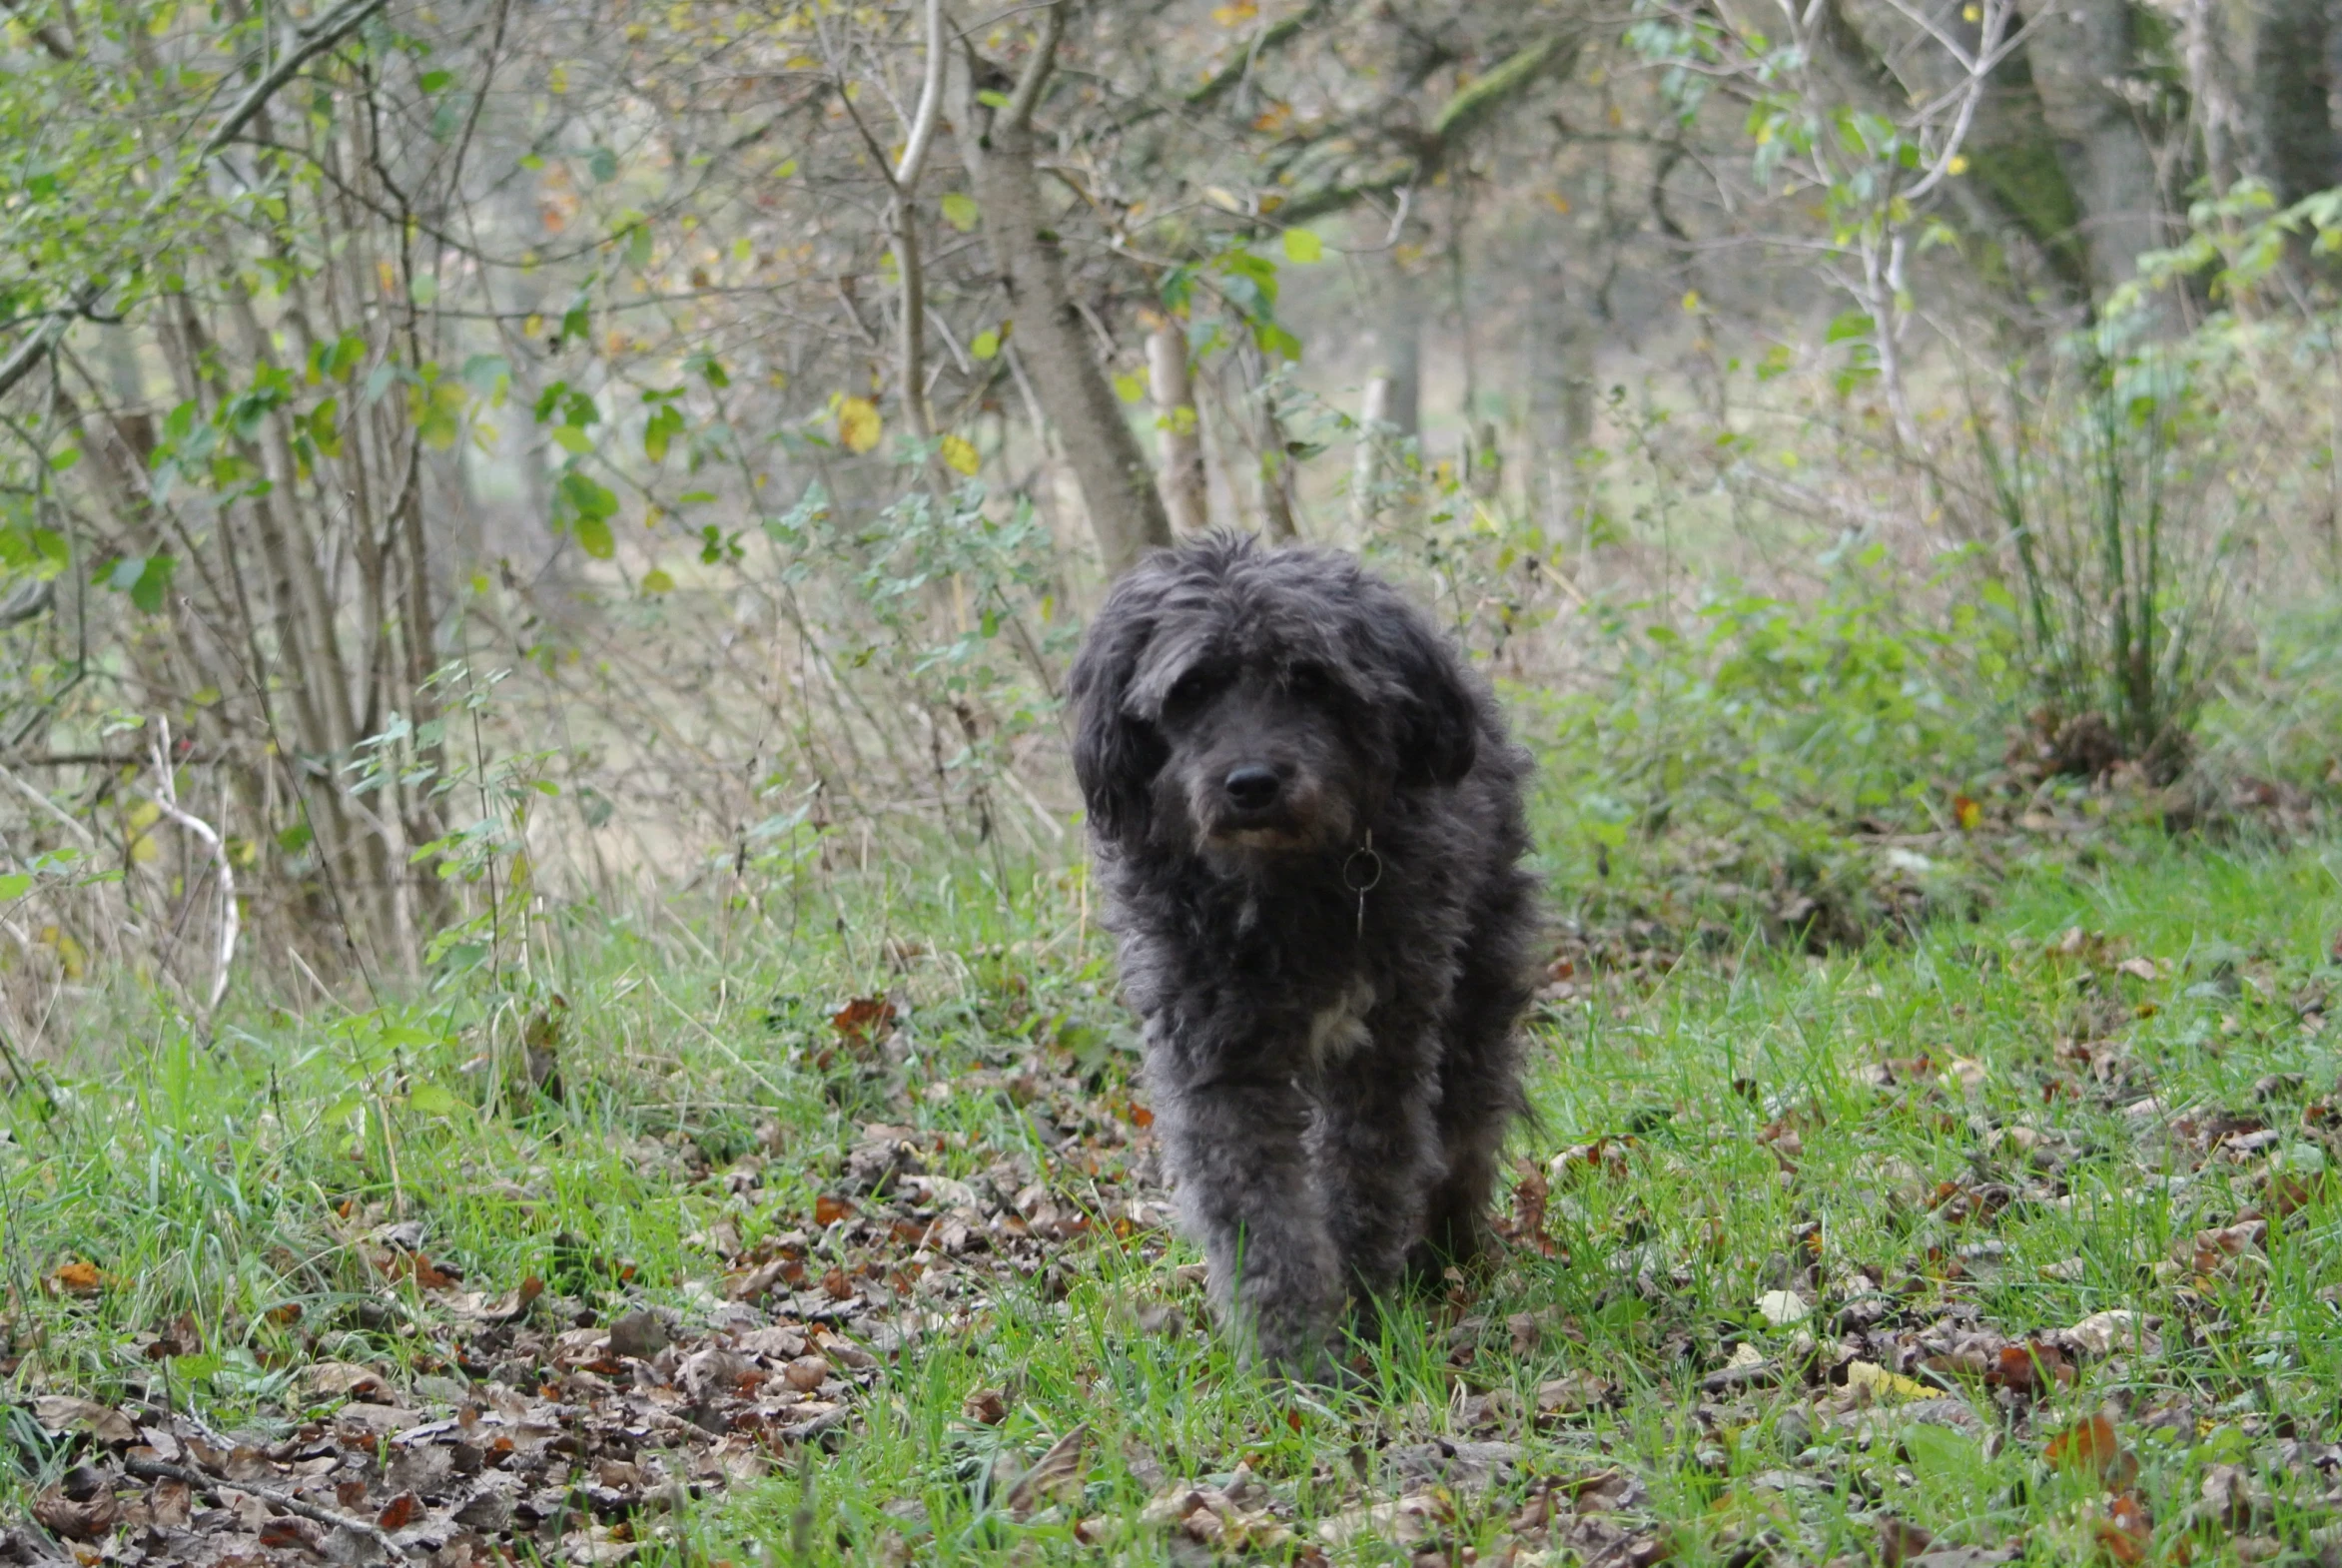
4,832,2342,1567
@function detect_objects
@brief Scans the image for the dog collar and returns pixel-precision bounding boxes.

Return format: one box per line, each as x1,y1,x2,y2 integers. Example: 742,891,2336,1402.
1343,832,1383,938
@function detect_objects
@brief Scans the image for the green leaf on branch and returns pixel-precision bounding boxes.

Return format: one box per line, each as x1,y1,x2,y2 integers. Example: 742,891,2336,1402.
645,404,685,463
560,471,618,522
108,554,178,614
1826,310,1874,345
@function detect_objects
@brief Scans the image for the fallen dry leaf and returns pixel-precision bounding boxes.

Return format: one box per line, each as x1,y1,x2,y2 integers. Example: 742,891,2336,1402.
1845,1359,1934,1402
1983,1340,2071,1397
2064,1309,2158,1359
1005,1422,1089,1516
1537,1369,1612,1416
2199,1463,2271,1530
2093,1490,2151,1564
31,1395,138,1445
831,995,896,1044
2176,1219,2267,1277
2044,1411,2139,1490
51,1259,104,1295
451,1275,544,1322
31,1485,118,1542
300,1360,388,1402
1879,1517,1935,1566
1549,1137,1635,1182
1146,1463,1295,1553
1318,1490,1448,1548
1503,1161,1558,1256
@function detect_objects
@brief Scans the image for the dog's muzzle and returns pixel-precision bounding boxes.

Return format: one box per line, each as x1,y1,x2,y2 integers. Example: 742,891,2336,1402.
1222,765,1282,814
1198,762,1341,852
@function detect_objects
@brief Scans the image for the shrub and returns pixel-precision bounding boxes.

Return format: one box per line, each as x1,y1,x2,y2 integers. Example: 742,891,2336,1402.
1523,556,2018,948
1972,347,2246,785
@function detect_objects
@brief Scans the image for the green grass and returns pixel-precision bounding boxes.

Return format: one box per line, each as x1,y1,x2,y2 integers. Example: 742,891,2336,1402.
6,836,2342,1565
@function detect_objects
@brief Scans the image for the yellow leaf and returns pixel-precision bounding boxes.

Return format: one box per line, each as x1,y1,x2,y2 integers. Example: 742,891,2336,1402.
53,1259,104,1294
837,396,883,453
547,62,567,94
523,313,544,339
1845,1360,1934,1402
1948,155,1969,175
1543,191,1571,215
641,568,675,594
1681,290,1703,314
38,926,85,980
1962,3,1979,17
1281,227,1323,264
1210,0,1257,22
940,433,981,475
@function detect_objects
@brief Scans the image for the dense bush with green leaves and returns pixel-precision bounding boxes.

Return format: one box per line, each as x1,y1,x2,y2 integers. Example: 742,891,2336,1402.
2198,598,2342,792
1519,557,2022,944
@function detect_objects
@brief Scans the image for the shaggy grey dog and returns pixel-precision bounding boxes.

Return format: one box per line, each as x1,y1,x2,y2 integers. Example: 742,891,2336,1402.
1069,534,1539,1377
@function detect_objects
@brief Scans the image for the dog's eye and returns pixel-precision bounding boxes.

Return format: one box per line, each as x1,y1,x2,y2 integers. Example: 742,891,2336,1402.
1165,669,1218,711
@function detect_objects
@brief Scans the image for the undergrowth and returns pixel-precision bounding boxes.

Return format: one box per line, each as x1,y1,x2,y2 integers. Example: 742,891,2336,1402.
4,799,2342,1566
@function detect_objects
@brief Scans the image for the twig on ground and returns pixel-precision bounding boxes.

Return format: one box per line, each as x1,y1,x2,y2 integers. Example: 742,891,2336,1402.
123,1455,402,1553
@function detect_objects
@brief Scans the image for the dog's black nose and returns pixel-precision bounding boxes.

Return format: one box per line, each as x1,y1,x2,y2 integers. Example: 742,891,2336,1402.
1223,766,1281,811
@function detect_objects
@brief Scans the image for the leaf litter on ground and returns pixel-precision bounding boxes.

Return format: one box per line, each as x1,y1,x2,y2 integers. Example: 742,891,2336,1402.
10,846,2342,1567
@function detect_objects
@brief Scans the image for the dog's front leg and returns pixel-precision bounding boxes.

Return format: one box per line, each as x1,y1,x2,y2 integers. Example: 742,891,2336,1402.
1156,1073,1339,1377
1316,1044,1444,1304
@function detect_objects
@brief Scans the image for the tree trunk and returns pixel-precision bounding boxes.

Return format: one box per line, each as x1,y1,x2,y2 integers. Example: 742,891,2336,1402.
1352,373,1392,528
2021,0,2168,299
1526,283,1596,530
1147,319,1209,536
1368,273,1424,442
953,16,1172,579
1241,344,1300,541
1353,259,1425,530
2252,0,2342,205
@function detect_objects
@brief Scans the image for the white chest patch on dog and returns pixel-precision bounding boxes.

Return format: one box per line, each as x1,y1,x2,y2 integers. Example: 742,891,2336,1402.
1306,978,1376,1067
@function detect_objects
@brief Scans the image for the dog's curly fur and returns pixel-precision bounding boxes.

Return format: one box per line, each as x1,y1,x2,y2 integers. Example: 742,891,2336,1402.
1069,534,1539,1375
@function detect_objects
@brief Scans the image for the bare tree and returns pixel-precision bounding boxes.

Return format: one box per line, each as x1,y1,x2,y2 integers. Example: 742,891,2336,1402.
951,4,1173,577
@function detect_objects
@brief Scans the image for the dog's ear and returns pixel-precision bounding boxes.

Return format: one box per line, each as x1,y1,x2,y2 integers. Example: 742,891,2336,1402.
1068,570,1170,846
1369,596,1480,788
